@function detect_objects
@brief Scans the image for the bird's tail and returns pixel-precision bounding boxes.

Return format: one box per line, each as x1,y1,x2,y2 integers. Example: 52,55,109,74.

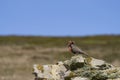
82,51,89,57
84,53,89,57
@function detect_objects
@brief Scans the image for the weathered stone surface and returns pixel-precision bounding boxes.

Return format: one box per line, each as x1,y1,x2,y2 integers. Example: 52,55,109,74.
33,63,66,80
32,55,120,80
71,77,89,80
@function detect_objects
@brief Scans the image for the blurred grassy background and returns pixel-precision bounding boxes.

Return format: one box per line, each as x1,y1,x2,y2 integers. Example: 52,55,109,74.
0,35,120,80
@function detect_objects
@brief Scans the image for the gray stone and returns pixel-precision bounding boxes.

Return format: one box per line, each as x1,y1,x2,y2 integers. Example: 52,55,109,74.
32,55,120,80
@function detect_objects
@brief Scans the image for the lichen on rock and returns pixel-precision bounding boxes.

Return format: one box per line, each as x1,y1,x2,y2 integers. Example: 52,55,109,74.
32,55,120,80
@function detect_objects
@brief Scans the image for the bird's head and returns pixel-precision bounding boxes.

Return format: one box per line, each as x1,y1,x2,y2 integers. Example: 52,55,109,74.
67,41,75,47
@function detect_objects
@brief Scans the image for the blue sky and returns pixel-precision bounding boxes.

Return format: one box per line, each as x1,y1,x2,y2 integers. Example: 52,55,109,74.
0,0,120,36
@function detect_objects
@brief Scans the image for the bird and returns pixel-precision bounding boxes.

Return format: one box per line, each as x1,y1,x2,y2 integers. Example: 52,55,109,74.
67,41,89,57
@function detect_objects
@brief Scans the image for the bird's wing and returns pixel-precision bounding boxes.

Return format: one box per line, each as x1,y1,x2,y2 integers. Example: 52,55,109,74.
71,44,89,56
71,45,84,53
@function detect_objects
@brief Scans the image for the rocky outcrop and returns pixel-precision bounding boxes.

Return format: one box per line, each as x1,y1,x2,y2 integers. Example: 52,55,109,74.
32,55,120,80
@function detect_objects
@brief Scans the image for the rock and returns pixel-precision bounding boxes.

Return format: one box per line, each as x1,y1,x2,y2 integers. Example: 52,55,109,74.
33,63,66,80
71,77,89,80
32,55,120,80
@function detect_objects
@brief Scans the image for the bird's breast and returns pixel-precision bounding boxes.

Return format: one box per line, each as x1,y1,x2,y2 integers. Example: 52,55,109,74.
68,46,72,51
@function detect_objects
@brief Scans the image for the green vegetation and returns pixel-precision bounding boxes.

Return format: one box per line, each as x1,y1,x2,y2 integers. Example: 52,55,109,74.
0,35,120,46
